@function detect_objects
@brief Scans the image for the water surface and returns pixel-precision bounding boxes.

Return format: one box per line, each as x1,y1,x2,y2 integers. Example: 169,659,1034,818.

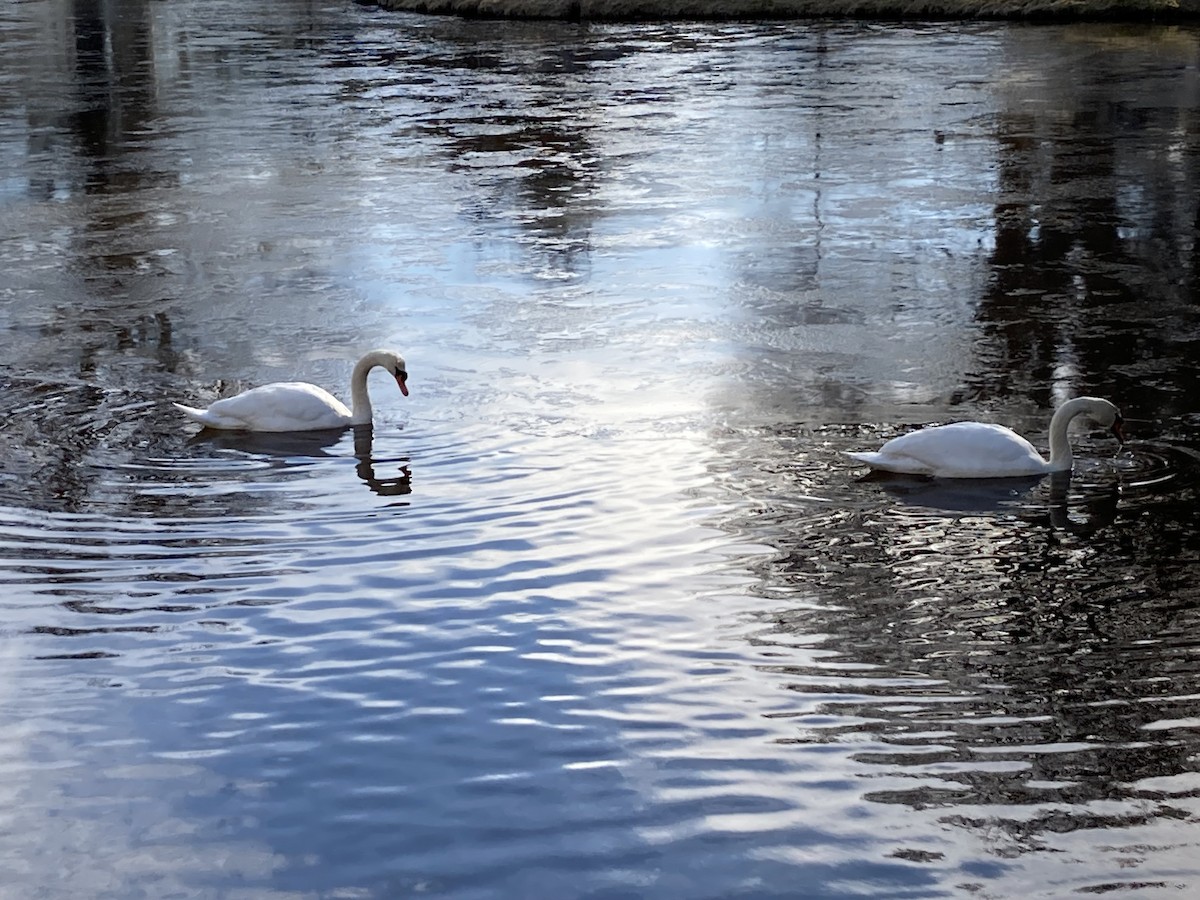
2,3,1200,897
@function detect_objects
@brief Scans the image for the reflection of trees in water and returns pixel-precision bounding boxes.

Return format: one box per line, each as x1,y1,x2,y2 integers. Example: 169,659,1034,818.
69,0,153,164
762,509,1200,847
974,34,1200,422
751,44,1200,844
8,0,333,512
442,114,596,283
410,38,604,283
7,0,359,500
709,423,1200,852
0,1,183,511
0,311,182,513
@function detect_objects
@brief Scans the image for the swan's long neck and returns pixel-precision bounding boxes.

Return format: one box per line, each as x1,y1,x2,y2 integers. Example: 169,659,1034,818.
348,354,383,425
1045,397,1095,471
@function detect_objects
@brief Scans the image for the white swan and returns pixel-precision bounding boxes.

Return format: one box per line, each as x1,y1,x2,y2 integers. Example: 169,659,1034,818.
173,349,408,432
846,396,1124,478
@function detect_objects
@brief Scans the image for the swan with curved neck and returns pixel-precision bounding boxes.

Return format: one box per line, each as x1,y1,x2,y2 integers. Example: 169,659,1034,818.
846,397,1125,478
173,349,408,432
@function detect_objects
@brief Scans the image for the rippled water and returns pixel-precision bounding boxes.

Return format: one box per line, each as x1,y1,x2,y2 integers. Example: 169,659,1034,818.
3,2,1200,897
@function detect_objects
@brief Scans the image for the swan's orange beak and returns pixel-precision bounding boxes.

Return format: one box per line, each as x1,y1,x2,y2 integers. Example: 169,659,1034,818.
396,371,409,397
1111,414,1125,444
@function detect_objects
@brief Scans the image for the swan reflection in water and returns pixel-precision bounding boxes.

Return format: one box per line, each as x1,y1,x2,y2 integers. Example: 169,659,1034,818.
861,469,1045,513
187,424,411,498
861,469,1120,534
352,425,412,497
189,427,347,458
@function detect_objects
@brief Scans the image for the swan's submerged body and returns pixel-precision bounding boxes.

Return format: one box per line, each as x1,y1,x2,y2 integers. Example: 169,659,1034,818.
847,397,1124,479
173,349,408,433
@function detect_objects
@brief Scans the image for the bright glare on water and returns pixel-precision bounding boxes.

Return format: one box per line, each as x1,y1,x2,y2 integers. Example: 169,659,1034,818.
2,1,1200,897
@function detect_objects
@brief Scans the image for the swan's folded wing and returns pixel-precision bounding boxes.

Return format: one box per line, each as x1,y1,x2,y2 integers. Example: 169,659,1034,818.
849,422,1048,478
177,383,352,432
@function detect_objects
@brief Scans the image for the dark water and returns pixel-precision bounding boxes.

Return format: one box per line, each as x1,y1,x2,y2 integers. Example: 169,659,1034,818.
3,1,1200,896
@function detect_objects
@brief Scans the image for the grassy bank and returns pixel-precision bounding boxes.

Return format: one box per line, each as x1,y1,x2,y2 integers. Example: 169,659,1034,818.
371,0,1194,20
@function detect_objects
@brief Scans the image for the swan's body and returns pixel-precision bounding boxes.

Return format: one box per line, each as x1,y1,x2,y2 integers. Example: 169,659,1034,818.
173,349,408,432
846,397,1124,479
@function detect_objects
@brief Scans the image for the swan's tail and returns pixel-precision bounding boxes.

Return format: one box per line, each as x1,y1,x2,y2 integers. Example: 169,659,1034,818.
844,450,885,468
844,450,935,476
172,402,232,429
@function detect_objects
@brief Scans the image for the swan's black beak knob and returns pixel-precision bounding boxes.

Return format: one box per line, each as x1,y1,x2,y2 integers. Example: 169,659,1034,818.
1111,413,1125,445
395,369,409,397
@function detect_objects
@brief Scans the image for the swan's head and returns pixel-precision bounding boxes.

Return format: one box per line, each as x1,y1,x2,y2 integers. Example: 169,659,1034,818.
392,354,409,397
365,349,409,397
1085,397,1124,444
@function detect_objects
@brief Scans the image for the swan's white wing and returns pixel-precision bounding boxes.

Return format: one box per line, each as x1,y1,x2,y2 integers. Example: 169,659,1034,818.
851,422,1049,478
176,382,352,432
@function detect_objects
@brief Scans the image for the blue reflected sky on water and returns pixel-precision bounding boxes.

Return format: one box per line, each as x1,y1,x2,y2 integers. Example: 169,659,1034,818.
1,2,1200,897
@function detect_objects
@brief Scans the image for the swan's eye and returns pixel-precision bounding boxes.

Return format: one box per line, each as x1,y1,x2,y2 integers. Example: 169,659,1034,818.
396,369,408,381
